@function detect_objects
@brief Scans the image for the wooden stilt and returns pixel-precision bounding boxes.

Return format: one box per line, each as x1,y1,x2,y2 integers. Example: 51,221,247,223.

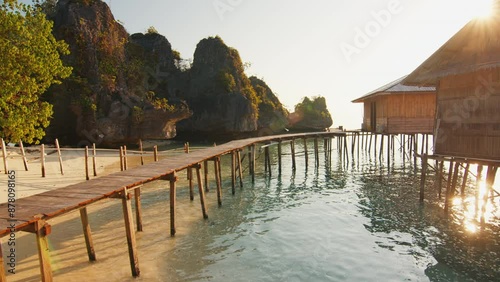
437,160,444,199
420,134,425,156
451,162,461,196
314,138,319,167
19,140,29,171
387,135,390,169
402,135,406,161
188,167,194,201
123,145,128,170
120,146,124,171
79,207,96,261
368,133,373,153
204,160,209,192
264,146,269,174
85,146,89,180
55,139,64,175
231,152,236,195
92,143,97,177
215,157,222,206
35,220,53,282
1,138,7,174
291,139,296,170
195,164,209,219
444,161,454,212
343,135,348,161
169,172,178,236
153,145,158,162
237,150,243,188
476,165,484,212
420,154,428,202
278,140,282,174
379,134,384,159
374,134,378,158
0,238,6,281
460,163,470,197
134,188,143,232
139,140,144,165
251,145,256,183
121,189,140,276
351,134,356,156
357,133,360,158
41,144,46,178
303,138,308,167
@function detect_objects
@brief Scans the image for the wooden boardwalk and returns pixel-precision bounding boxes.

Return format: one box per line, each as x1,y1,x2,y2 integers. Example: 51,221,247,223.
0,131,344,281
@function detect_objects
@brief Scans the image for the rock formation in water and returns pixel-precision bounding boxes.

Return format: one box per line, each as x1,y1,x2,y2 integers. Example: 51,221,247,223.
249,76,289,135
288,96,333,131
44,0,191,145
177,36,259,139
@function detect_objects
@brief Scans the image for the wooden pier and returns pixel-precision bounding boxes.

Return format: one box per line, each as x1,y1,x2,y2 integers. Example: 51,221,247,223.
0,131,344,281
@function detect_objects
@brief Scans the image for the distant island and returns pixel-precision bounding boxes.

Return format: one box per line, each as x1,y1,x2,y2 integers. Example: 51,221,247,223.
1,0,333,145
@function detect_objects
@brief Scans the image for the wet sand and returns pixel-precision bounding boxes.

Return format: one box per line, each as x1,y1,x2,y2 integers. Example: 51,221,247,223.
0,145,216,281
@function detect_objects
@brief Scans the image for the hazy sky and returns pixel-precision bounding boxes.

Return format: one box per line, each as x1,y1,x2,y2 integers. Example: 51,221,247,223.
59,1,499,129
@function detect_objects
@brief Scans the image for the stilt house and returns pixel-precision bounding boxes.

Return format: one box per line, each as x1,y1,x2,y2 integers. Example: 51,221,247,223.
404,8,500,161
352,75,436,134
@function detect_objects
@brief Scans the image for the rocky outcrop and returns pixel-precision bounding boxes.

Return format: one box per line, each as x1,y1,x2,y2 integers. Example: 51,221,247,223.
45,0,191,145
177,36,258,137
288,96,333,131
249,76,289,135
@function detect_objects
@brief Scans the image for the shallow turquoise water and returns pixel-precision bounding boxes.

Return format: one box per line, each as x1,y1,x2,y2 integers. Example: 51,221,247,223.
161,140,500,281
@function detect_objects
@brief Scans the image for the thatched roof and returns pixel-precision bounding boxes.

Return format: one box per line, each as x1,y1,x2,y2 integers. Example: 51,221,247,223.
352,75,435,103
405,3,500,86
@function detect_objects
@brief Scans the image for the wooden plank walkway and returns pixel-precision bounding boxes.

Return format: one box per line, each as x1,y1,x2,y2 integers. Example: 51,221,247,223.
0,131,344,281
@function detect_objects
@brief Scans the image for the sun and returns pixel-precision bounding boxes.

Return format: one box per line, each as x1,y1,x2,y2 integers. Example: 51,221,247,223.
469,0,495,19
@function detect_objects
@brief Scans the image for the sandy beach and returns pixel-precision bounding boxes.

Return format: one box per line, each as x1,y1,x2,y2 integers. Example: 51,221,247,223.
0,143,218,281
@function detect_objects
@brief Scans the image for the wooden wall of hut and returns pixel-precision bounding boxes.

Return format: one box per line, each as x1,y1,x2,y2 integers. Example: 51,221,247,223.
362,92,435,134
434,68,500,160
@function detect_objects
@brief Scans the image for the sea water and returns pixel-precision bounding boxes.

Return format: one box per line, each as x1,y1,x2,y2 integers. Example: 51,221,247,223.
155,140,500,281
8,139,500,281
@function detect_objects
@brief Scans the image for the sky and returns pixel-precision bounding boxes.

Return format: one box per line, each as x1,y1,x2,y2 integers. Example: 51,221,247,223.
50,0,499,129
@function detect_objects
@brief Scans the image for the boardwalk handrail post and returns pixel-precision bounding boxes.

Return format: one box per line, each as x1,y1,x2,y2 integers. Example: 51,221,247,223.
19,140,29,171
41,144,46,177
85,146,89,180
1,138,7,174
139,139,144,165
55,138,64,175
92,143,97,176
153,145,158,162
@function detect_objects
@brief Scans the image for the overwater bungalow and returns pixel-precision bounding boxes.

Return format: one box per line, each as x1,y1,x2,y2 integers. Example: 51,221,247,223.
404,7,500,161
352,75,436,134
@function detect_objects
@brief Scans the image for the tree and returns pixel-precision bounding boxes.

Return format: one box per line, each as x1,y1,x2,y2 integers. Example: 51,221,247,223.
0,0,72,143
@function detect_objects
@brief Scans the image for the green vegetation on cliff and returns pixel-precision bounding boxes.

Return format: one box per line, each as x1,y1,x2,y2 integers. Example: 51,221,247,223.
0,0,72,143
289,96,333,130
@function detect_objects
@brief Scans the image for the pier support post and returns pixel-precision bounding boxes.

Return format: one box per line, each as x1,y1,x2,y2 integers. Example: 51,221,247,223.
134,187,143,232
121,188,140,277
460,163,470,197
80,207,96,261
437,160,444,198
188,167,194,201
251,145,256,183
0,239,6,281
278,140,282,174
214,157,222,206
204,160,209,192
303,138,308,167
314,138,319,167
231,152,236,195
41,144,46,177
420,154,428,202
169,172,178,236
195,164,209,219
237,150,243,188
35,220,53,281
291,139,296,170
